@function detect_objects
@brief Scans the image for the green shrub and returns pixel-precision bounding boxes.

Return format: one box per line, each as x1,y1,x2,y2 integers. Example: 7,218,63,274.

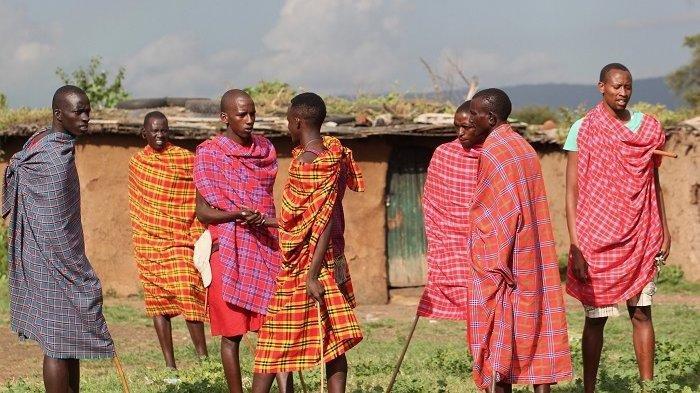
512,105,558,125
55,56,129,109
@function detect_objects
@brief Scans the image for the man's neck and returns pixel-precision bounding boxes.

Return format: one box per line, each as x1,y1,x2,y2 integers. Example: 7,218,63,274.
298,129,323,147
222,129,251,146
603,103,630,122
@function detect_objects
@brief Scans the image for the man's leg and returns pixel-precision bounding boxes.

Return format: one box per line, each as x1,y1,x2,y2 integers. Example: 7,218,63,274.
326,354,348,393
153,315,176,368
582,316,608,393
628,305,654,381
221,335,244,393
43,355,71,393
533,383,551,393
275,372,294,393
252,373,277,393
489,382,512,393
185,320,209,358
67,359,80,393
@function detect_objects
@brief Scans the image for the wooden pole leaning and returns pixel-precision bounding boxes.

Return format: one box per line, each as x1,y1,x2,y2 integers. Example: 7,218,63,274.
113,351,131,393
385,314,420,393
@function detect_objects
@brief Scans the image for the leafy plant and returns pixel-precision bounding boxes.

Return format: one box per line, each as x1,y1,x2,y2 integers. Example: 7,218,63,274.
0,92,7,110
55,56,129,109
667,33,700,109
512,105,558,125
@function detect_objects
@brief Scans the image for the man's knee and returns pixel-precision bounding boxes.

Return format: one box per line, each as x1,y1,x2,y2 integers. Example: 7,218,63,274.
628,306,652,323
222,335,243,345
584,316,608,329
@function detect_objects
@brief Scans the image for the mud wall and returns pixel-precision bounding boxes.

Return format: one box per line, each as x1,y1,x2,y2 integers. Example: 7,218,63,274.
1,131,698,305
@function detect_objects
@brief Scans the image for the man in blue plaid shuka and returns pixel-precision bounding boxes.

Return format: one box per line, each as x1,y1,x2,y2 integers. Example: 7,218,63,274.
2,86,114,392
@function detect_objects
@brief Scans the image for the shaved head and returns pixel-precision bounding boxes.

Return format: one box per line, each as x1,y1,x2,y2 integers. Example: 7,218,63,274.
52,85,88,110
220,89,252,112
143,110,167,127
456,100,471,114
599,63,630,83
471,88,512,121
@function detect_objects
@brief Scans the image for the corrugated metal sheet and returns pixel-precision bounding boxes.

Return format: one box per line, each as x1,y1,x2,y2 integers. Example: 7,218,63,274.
386,146,432,287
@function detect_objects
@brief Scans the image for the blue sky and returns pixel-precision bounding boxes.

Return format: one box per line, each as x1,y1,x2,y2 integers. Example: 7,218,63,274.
1,0,698,107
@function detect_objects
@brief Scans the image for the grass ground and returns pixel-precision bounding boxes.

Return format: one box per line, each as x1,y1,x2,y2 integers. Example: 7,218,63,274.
0,281,698,393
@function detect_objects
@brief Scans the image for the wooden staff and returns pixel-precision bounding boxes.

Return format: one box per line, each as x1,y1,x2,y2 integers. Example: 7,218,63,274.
113,351,131,393
317,303,325,393
385,314,420,393
653,149,678,158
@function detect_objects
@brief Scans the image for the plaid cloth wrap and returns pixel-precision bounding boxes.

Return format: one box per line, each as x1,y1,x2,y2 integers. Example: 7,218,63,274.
417,139,481,320
2,130,114,359
467,125,572,388
567,102,665,306
193,135,280,314
254,136,364,373
128,144,206,320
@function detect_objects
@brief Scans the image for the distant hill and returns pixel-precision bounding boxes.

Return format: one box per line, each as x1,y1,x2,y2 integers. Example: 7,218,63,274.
426,77,682,109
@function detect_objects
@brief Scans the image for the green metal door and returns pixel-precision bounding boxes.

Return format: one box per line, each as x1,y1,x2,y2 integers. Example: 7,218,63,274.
386,146,432,287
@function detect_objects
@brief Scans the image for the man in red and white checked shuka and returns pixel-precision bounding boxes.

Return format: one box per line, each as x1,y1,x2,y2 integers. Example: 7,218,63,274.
417,100,481,321
565,63,670,392
194,90,289,392
129,111,208,369
253,93,363,393
467,89,572,393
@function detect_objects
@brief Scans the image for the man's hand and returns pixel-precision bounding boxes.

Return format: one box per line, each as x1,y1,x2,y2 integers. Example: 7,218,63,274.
306,277,325,304
660,230,671,260
570,244,588,282
239,208,262,226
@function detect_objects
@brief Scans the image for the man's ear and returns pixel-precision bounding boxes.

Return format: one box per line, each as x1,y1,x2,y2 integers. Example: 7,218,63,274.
597,81,605,95
140,127,147,140
53,108,62,122
488,112,497,127
220,111,228,125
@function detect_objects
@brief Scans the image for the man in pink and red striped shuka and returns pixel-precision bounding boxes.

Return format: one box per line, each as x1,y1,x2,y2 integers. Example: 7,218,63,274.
565,63,671,392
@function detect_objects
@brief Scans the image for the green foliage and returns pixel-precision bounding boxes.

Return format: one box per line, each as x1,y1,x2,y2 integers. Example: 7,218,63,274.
0,92,7,110
243,80,296,116
0,107,52,131
667,33,700,108
629,102,698,127
55,56,129,109
512,105,558,125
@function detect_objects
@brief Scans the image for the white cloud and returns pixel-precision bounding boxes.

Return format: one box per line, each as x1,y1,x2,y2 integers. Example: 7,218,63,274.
615,11,700,29
248,0,407,94
123,33,246,97
0,2,60,104
435,47,566,87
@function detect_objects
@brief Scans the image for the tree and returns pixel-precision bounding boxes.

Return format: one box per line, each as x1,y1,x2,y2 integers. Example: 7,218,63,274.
667,33,700,108
0,92,6,110
55,56,129,108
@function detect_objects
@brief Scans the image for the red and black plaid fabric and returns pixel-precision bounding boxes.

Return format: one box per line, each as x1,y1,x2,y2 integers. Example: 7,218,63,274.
128,144,206,321
193,135,280,315
254,136,364,373
417,139,481,320
467,124,572,388
567,102,665,306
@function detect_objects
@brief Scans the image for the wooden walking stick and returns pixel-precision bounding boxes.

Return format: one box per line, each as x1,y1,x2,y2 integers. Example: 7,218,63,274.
113,351,131,393
652,149,678,158
385,314,420,393
317,302,325,393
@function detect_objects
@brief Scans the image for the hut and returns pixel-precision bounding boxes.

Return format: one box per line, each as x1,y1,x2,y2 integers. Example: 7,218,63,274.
1,104,698,305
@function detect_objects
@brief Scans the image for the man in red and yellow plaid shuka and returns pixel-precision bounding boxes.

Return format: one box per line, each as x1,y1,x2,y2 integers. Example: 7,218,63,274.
128,111,208,369
253,93,364,393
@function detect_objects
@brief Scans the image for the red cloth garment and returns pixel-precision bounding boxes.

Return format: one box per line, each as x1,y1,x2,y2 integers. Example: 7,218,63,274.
567,102,665,306
208,245,264,337
193,135,280,314
467,124,572,388
417,139,481,320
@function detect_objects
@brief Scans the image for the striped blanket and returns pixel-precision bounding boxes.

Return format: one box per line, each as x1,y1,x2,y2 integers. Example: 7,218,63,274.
254,136,364,373
128,143,206,320
193,134,280,314
2,130,114,359
467,124,571,388
418,139,481,320
567,102,665,306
